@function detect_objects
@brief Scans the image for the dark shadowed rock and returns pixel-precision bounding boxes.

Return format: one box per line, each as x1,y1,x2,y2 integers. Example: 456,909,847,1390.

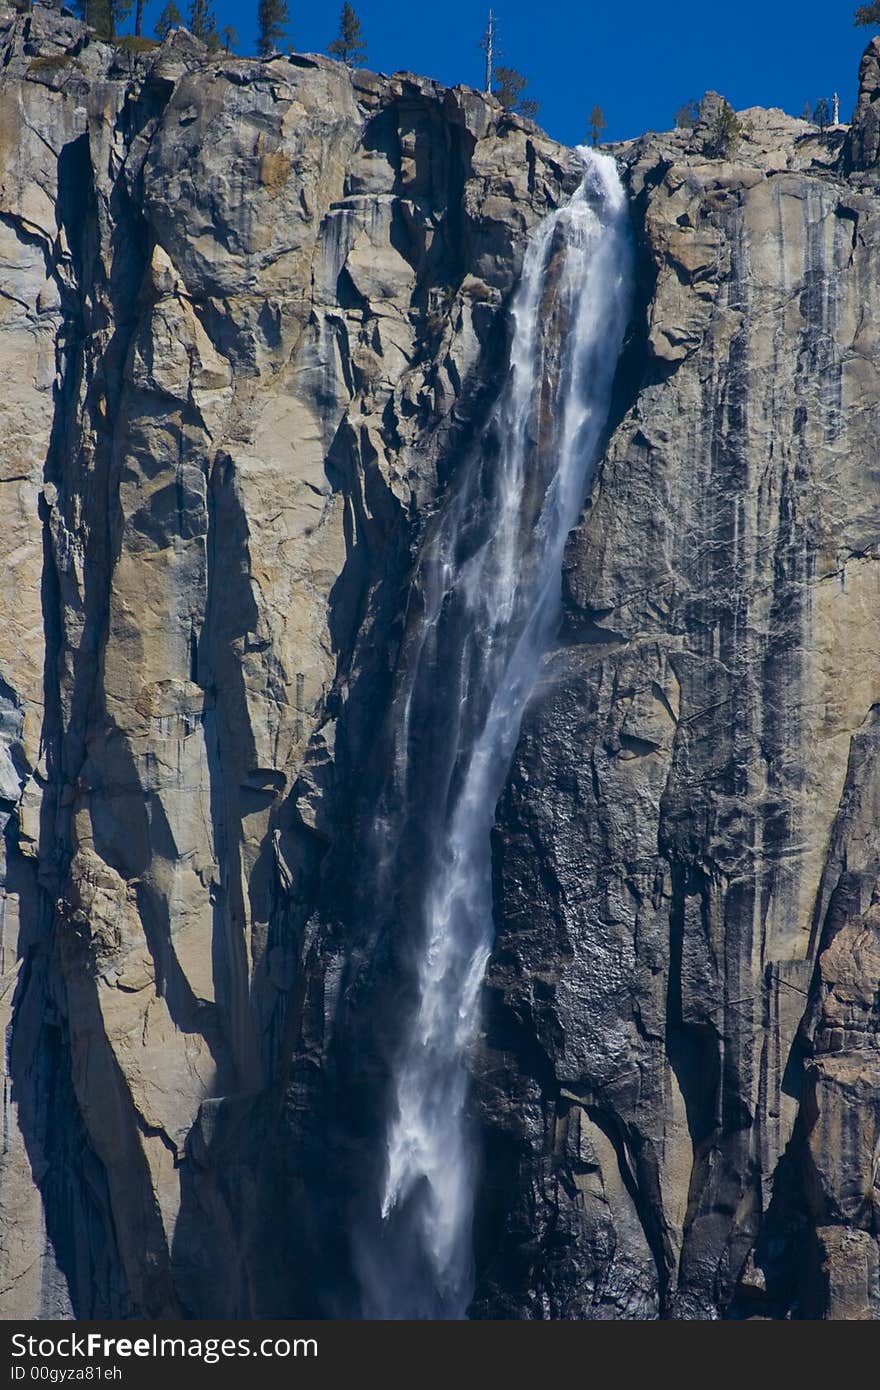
474,99,880,1321
847,37,880,172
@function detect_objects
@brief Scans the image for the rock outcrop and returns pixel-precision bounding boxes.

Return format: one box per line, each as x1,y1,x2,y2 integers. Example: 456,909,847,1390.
1,3,879,1321
848,35,880,171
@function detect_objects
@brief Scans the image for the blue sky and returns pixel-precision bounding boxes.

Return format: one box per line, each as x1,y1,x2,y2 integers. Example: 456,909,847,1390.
136,1,877,146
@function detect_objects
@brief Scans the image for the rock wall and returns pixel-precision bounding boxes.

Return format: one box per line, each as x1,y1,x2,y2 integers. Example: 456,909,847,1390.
1,3,879,1321
475,90,880,1318
0,4,575,1317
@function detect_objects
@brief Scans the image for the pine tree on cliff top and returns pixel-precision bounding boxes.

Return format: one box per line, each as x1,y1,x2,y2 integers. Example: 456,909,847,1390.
588,104,607,145
328,4,367,66
493,65,539,120
707,100,742,158
258,0,289,56
75,0,131,40
855,3,880,25
155,1,182,38
188,0,218,46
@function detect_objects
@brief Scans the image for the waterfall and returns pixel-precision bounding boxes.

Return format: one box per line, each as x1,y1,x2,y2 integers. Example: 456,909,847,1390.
360,149,633,1319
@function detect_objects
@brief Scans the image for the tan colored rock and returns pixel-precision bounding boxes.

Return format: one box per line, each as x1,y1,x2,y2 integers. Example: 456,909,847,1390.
0,6,578,1317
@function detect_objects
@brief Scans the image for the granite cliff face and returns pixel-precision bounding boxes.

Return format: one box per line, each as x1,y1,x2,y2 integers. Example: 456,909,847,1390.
476,71,880,1319
0,4,879,1319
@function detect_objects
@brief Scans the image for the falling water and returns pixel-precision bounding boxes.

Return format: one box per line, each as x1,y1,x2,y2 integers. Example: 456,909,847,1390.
361,149,633,1318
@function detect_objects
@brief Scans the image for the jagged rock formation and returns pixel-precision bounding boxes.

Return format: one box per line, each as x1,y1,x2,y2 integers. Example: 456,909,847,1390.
849,35,880,171
0,3,879,1320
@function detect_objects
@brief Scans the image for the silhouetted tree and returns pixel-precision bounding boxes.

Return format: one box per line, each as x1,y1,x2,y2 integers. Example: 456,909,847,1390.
855,3,880,25
493,66,538,119
155,1,182,37
328,4,367,65
813,96,831,128
588,104,607,145
802,99,814,121
188,0,218,44
493,67,522,107
257,0,289,55
75,0,132,39
674,99,700,129
220,23,238,51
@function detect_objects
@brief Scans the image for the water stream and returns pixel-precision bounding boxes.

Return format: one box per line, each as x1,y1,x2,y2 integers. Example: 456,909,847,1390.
361,149,633,1318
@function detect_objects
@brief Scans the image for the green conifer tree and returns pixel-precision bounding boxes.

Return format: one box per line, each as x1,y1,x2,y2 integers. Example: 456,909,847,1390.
75,0,132,40
707,99,743,158
155,0,182,38
189,0,218,45
328,4,367,65
257,0,289,56
493,65,539,119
